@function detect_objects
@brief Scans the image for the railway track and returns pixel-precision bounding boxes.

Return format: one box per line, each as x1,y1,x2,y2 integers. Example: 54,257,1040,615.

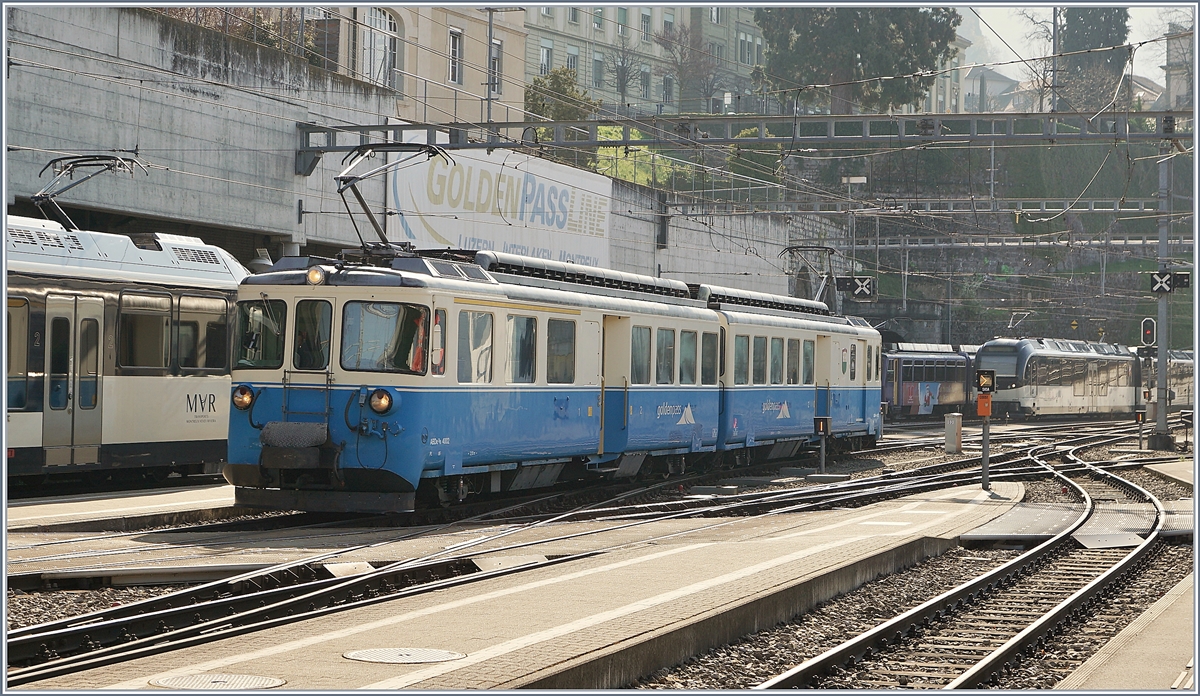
7,421,1179,686
755,440,1170,690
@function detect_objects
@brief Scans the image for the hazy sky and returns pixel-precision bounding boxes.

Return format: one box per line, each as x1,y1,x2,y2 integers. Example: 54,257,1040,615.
962,6,1192,85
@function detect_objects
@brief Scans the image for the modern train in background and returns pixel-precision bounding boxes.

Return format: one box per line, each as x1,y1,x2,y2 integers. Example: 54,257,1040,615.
223,249,883,513
6,215,247,483
882,338,1192,420
975,337,1193,418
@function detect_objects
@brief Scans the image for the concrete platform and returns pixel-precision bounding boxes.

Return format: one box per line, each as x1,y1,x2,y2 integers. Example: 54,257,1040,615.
19,483,1022,690
1146,459,1195,488
1055,574,1194,690
6,484,246,532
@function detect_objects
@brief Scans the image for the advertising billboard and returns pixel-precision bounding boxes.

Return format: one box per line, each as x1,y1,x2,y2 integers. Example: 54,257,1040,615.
390,149,611,268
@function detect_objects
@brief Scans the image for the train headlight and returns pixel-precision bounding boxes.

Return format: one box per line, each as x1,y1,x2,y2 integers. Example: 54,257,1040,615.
369,389,393,414
305,266,326,286
232,385,255,410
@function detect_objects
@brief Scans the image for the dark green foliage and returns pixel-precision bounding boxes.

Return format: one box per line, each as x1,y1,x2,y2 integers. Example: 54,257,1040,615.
753,8,961,114
1061,8,1130,78
524,67,602,170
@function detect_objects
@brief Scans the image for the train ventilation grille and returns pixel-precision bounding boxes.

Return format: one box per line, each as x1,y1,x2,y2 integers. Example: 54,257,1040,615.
172,247,222,265
8,229,84,251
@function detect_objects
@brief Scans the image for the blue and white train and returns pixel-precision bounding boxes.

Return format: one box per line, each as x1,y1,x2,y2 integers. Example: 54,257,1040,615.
224,250,882,513
6,215,245,482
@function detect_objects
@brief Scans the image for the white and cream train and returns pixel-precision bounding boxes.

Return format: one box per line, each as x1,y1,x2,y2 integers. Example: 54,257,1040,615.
6,215,246,482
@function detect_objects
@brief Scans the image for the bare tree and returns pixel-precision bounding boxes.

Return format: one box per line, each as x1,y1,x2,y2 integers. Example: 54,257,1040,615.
653,23,722,112
605,32,641,111
1017,9,1055,112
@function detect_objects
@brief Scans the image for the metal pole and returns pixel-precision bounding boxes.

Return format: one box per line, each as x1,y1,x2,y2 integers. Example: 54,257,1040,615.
819,433,826,474
981,415,990,490
874,214,880,279
1050,7,1058,112
901,241,909,313
1151,140,1173,449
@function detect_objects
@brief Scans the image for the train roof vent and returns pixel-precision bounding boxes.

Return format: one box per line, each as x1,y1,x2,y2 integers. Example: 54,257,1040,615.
172,246,223,265
691,284,831,316
475,250,690,298
896,342,956,353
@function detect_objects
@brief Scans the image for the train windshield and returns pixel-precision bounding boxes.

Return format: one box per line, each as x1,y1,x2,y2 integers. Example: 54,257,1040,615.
976,347,1019,377
234,300,287,369
341,301,430,374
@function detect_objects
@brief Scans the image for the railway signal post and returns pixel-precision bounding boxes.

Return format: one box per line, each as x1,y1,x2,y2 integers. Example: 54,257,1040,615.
815,417,832,474
976,370,995,491
1135,409,1146,450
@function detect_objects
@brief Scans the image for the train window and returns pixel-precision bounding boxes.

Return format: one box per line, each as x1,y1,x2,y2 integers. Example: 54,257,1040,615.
78,318,99,410
119,293,171,368
885,358,895,382
786,339,800,385
770,338,784,385
679,330,697,385
49,317,70,410
234,300,287,370
631,326,651,385
849,344,857,381
506,315,537,383
802,340,815,385
179,322,199,368
734,335,749,385
340,301,428,374
718,327,726,377
752,336,767,385
935,361,946,381
547,319,575,384
293,300,332,371
901,360,913,383
656,328,676,385
457,311,493,383
8,298,29,409
430,310,447,376
866,345,873,381
875,350,880,382
701,332,718,385
180,296,228,371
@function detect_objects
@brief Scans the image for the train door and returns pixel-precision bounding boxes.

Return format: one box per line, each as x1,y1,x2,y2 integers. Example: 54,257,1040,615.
600,315,630,455
43,295,104,466
1087,361,1099,412
284,298,336,425
856,339,867,422
814,335,832,419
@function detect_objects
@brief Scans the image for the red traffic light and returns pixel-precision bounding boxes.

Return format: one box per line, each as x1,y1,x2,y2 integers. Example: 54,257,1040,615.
1141,318,1156,346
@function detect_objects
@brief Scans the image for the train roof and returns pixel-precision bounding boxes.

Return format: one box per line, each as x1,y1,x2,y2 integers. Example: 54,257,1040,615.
978,337,1136,359
245,248,845,323
5,215,247,289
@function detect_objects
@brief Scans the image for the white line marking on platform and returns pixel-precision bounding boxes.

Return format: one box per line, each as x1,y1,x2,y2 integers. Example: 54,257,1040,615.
360,534,873,689
103,544,710,690
858,521,910,526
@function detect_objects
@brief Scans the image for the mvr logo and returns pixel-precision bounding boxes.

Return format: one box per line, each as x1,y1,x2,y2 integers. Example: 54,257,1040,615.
187,393,218,413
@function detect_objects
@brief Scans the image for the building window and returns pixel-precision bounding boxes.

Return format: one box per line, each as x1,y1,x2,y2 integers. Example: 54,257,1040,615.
663,11,674,35
541,6,553,16
593,52,604,88
756,36,763,65
641,10,651,40
710,7,723,24
566,45,579,75
640,66,651,100
593,7,603,30
489,39,503,94
738,32,751,64
540,40,553,76
363,8,399,90
617,7,627,35
568,7,579,23
663,75,674,104
448,28,464,84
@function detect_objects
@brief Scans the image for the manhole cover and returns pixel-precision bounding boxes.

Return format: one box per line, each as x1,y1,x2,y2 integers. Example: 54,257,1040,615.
343,648,466,664
149,674,286,690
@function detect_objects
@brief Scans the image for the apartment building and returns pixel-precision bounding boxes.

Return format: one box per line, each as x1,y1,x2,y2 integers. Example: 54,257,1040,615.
523,6,769,116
